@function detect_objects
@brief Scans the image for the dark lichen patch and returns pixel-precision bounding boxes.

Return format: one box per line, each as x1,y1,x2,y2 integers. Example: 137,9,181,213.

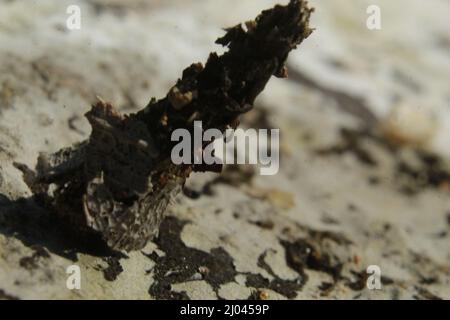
256,250,275,276
246,250,306,299
413,286,442,300
316,125,450,195
280,224,352,283
147,216,237,299
181,165,256,200
395,151,450,195
345,270,368,291
200,165,256,197
245,273,304,299
345,270,394,291
419,276,439,285
19,244,50,271
248,219,275,230
318,281,335,297
281,238,343,281
101,256,124,281
307,229,352,246
145,216,352,299
381,276,395,286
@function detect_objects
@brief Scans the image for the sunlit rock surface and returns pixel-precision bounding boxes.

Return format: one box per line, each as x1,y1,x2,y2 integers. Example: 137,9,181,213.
0,0,449,299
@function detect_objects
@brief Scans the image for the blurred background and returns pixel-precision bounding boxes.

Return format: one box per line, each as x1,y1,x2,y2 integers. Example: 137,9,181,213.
0,0,449,299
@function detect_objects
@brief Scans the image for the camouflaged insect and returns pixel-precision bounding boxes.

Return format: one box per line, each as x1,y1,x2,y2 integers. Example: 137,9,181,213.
16,0,313,251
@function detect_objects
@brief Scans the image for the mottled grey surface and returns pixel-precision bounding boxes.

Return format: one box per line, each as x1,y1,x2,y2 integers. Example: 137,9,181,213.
0,0,449,299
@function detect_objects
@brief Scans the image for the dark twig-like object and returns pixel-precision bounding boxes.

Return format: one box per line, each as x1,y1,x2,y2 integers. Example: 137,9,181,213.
16,0,313,251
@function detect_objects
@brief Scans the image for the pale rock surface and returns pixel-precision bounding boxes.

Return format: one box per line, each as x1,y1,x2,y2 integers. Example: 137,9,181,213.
0,0,449,299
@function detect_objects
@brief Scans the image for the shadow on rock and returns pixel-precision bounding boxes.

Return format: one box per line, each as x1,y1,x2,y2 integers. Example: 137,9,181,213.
0,193,124,261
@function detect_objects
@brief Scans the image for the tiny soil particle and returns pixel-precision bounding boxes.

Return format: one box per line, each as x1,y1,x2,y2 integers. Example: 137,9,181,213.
248,289,269,300
198,266,210,276
259,290,269,300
